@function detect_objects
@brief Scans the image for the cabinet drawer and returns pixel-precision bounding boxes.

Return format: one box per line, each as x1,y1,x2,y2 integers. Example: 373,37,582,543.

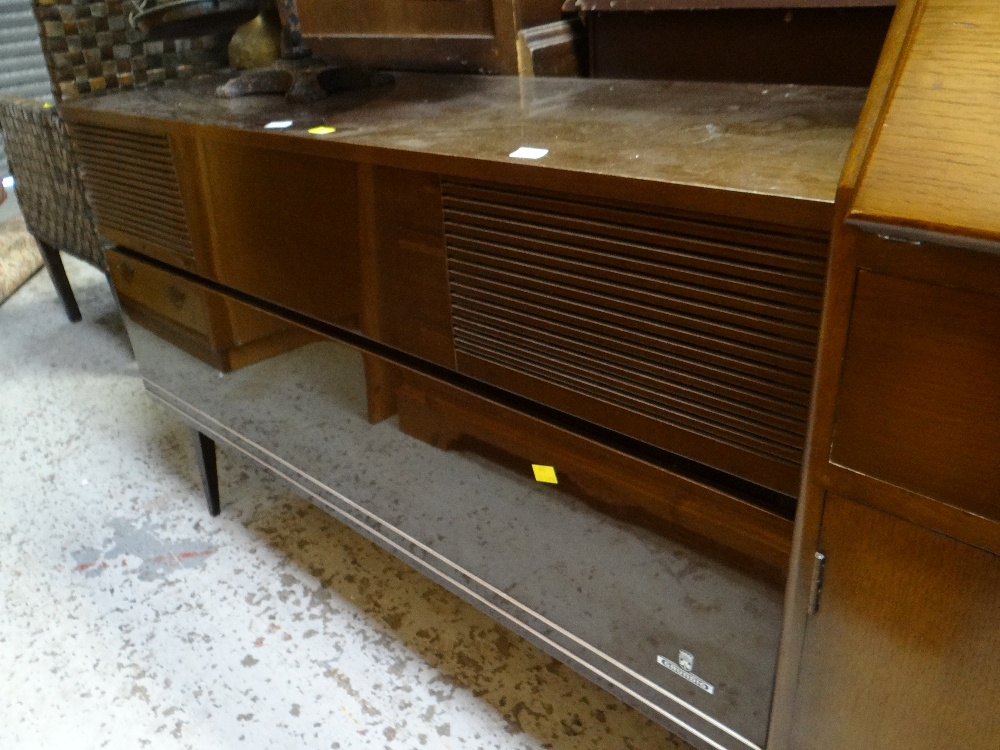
832,271,1000,521
108,251,209,337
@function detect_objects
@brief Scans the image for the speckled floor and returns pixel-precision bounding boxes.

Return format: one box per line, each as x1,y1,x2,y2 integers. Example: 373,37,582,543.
0,253,694,749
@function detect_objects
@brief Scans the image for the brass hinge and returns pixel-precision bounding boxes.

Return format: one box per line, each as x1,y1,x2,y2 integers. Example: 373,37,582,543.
808,551,827,616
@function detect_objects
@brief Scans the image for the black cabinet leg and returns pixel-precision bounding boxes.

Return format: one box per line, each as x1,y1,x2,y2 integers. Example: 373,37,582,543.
37,240,81,323
193,429,221,516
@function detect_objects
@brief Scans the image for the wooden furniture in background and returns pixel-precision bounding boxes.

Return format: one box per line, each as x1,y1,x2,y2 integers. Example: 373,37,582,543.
770,2,1000,748
295,0,573,74
578,0,897,85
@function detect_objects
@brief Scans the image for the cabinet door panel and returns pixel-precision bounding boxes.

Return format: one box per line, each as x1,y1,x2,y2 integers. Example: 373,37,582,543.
790,494,1000,750
831,271,1000,521
200,138,361,328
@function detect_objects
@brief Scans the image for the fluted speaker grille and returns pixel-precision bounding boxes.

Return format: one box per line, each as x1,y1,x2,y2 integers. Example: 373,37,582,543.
72,123,193,258
442,178,828,495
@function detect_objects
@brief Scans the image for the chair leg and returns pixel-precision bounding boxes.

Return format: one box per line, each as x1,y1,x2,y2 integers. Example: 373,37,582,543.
36,240,81,322
192,429,221,517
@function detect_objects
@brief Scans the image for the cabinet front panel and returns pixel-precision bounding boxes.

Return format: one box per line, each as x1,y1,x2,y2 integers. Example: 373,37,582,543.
832,270,1000,521
117,264,786,750
199,138,362,328
790,493,1000,750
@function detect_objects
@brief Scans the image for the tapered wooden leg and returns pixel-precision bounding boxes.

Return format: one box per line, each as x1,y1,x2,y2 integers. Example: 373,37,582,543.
36,240,81,323
192,429,220,516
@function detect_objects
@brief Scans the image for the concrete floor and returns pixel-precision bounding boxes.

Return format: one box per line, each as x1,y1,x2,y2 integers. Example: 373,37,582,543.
0,254,693,749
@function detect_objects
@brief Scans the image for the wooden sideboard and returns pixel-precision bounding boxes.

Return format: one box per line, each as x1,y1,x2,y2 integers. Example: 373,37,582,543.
62,72,862,750
63,73,864,570
59,2,1000,746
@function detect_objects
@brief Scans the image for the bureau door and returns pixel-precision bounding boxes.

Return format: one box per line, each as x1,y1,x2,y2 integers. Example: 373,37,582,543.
789,493,1000,750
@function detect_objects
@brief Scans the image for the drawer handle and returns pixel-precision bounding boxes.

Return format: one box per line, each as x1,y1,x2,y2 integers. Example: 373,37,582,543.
166,284,187,310
118,260,135,282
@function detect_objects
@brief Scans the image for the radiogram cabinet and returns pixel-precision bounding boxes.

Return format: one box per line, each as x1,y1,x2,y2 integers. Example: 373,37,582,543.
59,4,1000,745
62,72,863,750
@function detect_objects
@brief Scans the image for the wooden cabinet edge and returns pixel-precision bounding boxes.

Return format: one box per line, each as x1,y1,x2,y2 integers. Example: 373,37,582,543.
765,5,924,741
60,106,838,236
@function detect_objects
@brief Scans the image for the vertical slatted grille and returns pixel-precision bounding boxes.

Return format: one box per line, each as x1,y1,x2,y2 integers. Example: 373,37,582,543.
71,123,193,258
442,178,829,491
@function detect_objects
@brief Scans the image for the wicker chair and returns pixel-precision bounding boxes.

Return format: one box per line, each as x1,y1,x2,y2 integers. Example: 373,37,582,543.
0,96,107,321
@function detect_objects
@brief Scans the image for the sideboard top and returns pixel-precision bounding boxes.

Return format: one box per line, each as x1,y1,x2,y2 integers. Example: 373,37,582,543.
61,72,865,212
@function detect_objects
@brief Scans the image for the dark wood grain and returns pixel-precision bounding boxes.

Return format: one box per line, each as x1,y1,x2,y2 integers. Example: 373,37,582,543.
789,493,1000,750
443,178,828,496
573,0,894,7
358,163,400,425
59,73,864,231
62,73,860,505
370,167,456,368
831,270,1000,522
772,3,1000,749
298,0,497,37
816,463,1000,559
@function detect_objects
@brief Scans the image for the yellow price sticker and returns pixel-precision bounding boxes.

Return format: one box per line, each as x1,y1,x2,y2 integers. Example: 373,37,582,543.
531,464,558,484
308,126,336,135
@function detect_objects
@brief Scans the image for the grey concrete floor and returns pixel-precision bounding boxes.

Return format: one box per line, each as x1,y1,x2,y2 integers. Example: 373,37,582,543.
0,253,693,750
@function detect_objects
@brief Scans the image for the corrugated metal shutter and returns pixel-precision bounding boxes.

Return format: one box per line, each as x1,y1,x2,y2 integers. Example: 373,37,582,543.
0,0,51,175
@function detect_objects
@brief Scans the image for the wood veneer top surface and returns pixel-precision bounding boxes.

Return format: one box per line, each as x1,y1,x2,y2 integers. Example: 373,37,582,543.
62,73,865,205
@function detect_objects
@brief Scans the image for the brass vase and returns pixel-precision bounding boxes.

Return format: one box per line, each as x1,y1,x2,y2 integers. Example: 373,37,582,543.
228,0,283,70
